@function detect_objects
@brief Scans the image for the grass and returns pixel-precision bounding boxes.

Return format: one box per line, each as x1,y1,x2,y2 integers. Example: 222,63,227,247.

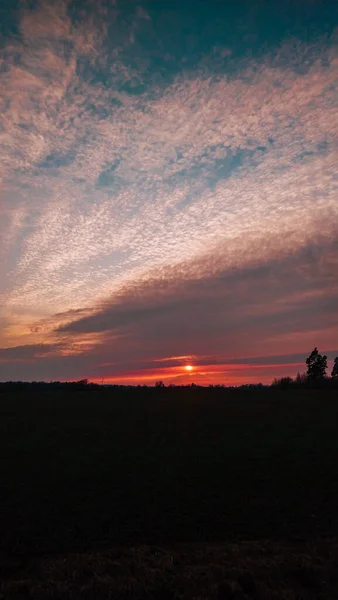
2,539,338,599
1,387,338,597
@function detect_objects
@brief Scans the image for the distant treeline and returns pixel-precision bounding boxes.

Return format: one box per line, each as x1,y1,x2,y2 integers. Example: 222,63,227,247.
271,375,338,390
272,347,338,390
0,348,337,391
0,379,98,392
0,380,270,392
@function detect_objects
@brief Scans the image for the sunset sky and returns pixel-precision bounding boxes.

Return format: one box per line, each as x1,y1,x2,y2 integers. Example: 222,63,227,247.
0,0,337,385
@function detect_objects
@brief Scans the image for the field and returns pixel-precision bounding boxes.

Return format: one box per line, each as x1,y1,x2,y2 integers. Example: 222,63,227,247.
1,387,338,598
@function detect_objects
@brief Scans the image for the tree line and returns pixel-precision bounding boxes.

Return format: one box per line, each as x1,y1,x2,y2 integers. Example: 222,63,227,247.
272,347,338,389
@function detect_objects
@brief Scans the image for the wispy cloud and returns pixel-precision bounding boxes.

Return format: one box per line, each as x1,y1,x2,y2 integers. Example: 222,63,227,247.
0,0,337,382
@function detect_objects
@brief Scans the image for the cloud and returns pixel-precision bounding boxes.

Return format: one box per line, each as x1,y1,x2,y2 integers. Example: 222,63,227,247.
0,343,63,362
0,0,337,382
55,237,338,339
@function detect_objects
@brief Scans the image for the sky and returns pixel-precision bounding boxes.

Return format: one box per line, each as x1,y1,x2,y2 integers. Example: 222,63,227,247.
0,0,337,385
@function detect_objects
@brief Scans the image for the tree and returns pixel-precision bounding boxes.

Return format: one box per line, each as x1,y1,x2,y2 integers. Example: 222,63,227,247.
306,347,327,382
272,376,293,389
155,380,165,388
295,372,307,386
331,357,338,380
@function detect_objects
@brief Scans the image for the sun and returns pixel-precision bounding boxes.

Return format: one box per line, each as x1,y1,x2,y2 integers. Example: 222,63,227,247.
185,365,193,371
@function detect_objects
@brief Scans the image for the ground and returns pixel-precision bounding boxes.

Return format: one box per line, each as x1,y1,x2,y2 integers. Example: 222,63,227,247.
1,387,338,598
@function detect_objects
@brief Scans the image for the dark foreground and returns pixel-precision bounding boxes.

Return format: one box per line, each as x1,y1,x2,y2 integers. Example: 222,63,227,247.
1,388,338,598
2,540,338,599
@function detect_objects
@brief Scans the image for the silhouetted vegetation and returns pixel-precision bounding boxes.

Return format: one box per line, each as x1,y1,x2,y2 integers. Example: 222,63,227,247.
306,346,327,381
155,380,165,388
332,356,338,379
0,379,98,393
272,347,338,389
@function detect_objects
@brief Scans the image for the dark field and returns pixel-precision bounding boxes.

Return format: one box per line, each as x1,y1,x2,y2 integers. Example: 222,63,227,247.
1,388,338,598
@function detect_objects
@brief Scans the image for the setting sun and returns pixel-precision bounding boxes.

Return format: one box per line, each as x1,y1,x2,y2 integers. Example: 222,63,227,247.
185,365,193,371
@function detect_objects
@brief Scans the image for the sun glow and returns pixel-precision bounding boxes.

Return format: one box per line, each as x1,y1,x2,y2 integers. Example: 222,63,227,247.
185,365,193,371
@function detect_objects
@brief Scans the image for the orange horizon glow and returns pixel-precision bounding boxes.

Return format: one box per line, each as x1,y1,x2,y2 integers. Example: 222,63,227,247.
90,360,306,387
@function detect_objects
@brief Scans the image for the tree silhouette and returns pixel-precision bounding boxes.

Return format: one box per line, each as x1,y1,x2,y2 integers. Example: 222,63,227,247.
306,347,327,381
331,357,338,380
295,372,307,386
155,380,165,388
